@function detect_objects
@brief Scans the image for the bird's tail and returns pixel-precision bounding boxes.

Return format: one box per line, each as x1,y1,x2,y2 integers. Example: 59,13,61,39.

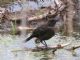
24,35,33,42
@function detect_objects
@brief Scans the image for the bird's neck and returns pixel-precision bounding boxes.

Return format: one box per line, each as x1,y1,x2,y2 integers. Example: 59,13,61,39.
47,22,56,27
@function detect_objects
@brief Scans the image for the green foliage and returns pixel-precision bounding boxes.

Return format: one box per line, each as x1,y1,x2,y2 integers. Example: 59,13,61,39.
11,20,17,35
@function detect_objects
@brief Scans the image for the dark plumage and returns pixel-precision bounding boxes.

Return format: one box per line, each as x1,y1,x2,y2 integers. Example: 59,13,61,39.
25,19,58,48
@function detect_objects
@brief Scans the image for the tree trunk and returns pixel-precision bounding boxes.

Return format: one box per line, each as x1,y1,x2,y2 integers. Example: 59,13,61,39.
63,0,75,36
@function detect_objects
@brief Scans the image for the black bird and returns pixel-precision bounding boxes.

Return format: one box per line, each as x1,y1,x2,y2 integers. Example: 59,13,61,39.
25,19,58,48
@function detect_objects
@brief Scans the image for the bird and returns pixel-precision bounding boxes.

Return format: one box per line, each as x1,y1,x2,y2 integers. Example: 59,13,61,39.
24,19,58,48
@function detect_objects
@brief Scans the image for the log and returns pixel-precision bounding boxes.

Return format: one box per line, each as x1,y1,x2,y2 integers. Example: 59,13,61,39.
0,26,35,34
11,39,72,52
17,26,35,30
9,10,54,21
7,2,65,21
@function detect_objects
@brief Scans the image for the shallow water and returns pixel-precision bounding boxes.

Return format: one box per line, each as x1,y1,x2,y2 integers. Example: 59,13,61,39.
0,34,80,60
6,0,60,12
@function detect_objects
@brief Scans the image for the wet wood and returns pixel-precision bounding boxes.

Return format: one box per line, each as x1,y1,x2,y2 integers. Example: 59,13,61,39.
17,26,35,30
0,26,35,34
7,9,55,21
11,44,80,54
11,40,72,52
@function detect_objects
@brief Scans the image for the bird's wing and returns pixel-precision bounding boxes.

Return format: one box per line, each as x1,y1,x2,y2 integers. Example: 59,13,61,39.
32,26,49,36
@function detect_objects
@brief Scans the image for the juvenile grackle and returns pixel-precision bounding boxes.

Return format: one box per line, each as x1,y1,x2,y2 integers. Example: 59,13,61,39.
25,19,58,48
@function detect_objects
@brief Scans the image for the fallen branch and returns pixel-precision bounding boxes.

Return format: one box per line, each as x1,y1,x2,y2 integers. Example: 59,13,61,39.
66,45,80,51
11,39,72,52
17,26,35,30
0,26,35,33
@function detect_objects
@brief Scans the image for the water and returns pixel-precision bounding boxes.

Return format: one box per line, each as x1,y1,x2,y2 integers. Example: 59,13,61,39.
0,34,80,60
6,0,62,13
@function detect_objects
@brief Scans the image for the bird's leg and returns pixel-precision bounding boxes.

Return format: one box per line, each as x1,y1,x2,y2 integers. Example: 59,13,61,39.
43,41,48,48
41,41,48,48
